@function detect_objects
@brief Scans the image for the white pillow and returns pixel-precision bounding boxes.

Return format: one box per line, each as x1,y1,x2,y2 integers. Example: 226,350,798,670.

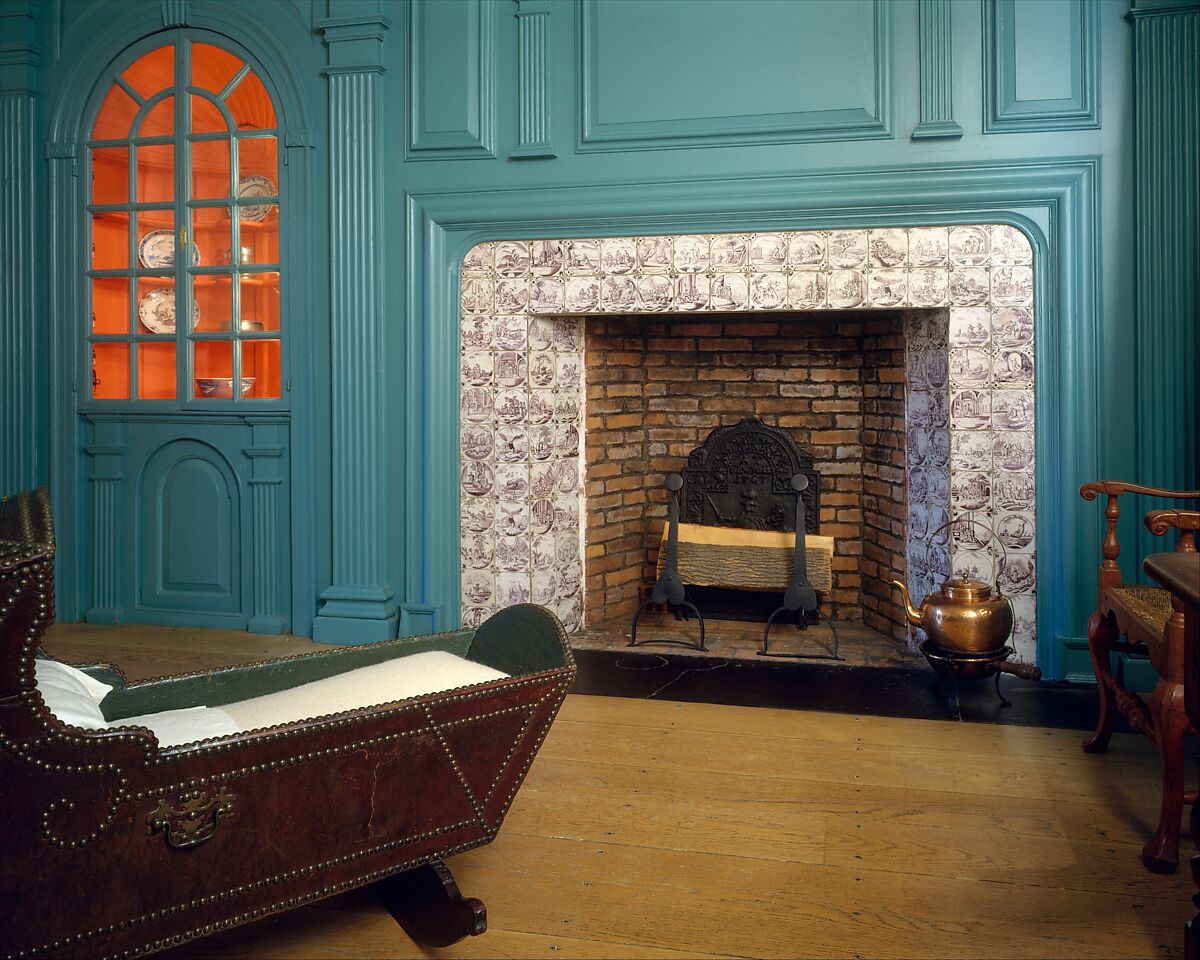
33,659,112,730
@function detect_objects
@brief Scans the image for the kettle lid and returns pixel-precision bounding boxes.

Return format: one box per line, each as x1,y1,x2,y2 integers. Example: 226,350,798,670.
940,571,994,602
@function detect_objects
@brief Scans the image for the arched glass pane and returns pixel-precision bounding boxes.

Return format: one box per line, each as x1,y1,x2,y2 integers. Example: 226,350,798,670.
92,83,138,141
134,143,174,202
226,70,276,131
91,147,128,203
123,44,175,100
192,138,231,199
191,94,228,134
192,43,244,96
138,96,175,138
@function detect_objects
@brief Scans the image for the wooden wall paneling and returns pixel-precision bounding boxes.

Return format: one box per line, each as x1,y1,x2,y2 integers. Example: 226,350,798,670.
912,0,963,139
983,0,1101,133
1129,0,1200,563
512,0,555,159
83,416,124,623
578,0,894,151
312,4,397,643
0,1,42,493
406,0,496,159
245,417,290,634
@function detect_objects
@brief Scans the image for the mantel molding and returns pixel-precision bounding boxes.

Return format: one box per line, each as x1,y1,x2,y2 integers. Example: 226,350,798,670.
403,157,1101,679
912,0,962,139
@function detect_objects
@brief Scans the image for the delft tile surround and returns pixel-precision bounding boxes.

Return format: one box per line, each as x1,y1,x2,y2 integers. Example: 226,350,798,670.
460,225,1037,662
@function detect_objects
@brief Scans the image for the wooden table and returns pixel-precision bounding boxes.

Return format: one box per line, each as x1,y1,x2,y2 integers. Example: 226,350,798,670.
1145,551,1200,959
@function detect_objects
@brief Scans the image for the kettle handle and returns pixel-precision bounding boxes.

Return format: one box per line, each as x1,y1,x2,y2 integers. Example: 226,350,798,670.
923,517,1010,597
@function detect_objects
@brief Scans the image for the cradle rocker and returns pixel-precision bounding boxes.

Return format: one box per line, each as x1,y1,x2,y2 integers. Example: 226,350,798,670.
0,487,575,959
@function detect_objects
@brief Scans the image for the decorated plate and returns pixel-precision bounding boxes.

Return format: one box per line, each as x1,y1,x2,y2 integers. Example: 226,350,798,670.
138,229,201,269
138,287,200,334
238,175,276,222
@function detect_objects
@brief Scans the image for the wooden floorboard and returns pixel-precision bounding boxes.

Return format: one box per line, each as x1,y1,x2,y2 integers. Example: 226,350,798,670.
42,624,1192,959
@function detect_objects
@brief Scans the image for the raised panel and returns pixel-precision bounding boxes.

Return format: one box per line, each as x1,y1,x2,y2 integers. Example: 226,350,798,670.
579,0,892,151
407,0,496,159
139,440,241,615
984,0,1100,132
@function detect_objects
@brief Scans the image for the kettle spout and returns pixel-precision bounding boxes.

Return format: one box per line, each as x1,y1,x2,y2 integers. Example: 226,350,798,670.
889,579,922,627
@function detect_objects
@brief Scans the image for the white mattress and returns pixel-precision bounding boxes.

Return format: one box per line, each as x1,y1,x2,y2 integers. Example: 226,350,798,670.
37,651,508,748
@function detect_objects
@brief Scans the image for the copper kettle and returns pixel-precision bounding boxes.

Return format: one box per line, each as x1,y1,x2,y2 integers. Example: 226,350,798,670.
890,572,1014,654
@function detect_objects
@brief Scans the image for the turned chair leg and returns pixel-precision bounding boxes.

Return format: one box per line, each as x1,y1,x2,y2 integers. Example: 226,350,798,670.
1144,678,1187,874
1082,610,1119,754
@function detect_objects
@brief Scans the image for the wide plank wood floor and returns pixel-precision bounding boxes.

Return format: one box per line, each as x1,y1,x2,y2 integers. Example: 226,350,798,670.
44,624,1194,959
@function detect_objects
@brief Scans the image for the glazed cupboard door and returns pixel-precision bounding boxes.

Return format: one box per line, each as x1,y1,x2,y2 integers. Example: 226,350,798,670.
80,33,292,633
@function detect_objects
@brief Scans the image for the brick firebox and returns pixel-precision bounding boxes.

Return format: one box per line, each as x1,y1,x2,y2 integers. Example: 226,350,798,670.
583,312,909,642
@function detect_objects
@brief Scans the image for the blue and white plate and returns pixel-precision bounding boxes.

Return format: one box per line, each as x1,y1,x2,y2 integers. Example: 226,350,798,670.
138,229,201,269
138,287,200,335
238,175,276,222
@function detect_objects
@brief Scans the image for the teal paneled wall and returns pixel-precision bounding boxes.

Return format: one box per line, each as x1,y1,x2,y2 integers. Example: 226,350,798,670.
5,0,1195,679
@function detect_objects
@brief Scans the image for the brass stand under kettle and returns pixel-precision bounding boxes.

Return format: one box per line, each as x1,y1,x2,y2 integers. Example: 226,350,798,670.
891,518,1041,715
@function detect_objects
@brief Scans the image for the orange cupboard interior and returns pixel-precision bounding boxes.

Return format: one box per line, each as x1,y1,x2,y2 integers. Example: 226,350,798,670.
89,41,282,402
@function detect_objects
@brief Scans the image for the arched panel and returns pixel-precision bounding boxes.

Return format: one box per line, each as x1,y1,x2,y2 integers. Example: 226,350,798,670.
138,440,241,615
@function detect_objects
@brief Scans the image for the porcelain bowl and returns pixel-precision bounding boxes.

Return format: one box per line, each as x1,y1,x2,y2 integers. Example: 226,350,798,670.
195,377,256,398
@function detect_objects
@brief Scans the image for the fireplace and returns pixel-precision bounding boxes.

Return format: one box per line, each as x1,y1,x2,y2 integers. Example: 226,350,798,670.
459,226,1038,662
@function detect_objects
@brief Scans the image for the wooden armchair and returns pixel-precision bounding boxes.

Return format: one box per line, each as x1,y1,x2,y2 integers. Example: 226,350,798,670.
1079,481,1200,873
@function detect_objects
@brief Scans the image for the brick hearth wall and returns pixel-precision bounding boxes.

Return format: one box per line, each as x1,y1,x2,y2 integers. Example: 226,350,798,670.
583,312,908,640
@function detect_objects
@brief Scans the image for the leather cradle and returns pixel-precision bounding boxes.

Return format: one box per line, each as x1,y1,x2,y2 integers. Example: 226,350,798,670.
0,487,576,959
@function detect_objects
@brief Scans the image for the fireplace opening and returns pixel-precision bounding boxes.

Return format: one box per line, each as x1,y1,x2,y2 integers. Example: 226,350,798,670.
581,311,922,650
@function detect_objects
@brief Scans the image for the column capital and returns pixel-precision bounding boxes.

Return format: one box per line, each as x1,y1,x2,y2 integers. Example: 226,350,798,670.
317,3,390,72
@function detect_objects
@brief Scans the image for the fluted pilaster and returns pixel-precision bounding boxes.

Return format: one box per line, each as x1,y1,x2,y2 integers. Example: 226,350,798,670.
912,0,962,139
246,418,288,634
84,419,124,623
513,0,555,159
1130,1,1199,507
313,6,396,643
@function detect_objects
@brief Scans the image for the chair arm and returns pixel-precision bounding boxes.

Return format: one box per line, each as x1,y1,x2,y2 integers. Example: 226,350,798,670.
1145,509,1200,554
1080,481,1200,501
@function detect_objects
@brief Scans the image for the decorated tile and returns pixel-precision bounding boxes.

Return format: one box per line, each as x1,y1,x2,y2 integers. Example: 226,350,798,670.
949,268,989,306
497,499,530,537
788,270,827,309
994,348,1034,387
993,306,1034,348
496,352,527,387
828,270,865,308
673,235,710,273
907,389,932,427
749,233,787,270
496,571,531,605
530,498,555,534
495,279,529,314
909,502,930,540
495,462,529,500
461,386,493,423
788,232,826,267
992,431,1034,472
554,459,580,494
462,424,495,462
553,319,581,351
869,229,907,268
528,317,555,351
991,266,1034,306
529,352,556,388
990,225,1032,265
531,533,555,569
926,467,950,504
674,273,710,311
495,425,528,462
528,423,554,460
462,569,495,605
528,388,554,424
908,268,948,307
600,275,637,312
461,352,494,386
712,234,748,271
462,496,494,533
564,238,601,274
461,533,493,569
952,549,993,584
638,236,673,273
600,237,637,274
928,430,949,468
531,568,556,603
995,511,1035,550
462,606,492,629
998,552,1036,595
495,241,530,277
529,277,565,313
496,535,531,571
462,243,494,276
948,307,989,346
992,390,1034,431
949,225,990,265
556,353,582,388
460,461,495,499
951,431,991,472
461,314,493,349
553,391,580,422
867,270,906,307
907,428,931,467
461,278,493,314
554,493,580,527
828,230,868,268
951,473,991,511
949,348,990,388
530,240,563,276
555,422,580,457
950,390,991,429
637,274,673,311
750,273,787,310
993,471,1035,512
530,462,557,499
565,277,601,313
908,227,949,267
495,388,529,424
950,515,991,550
